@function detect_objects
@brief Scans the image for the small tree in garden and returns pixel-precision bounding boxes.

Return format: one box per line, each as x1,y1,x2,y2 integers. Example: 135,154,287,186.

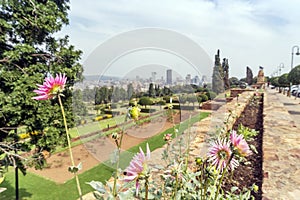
269,76,279,87
179,94,187,105
0,0,82,178
186,94,197,107
138,96,153,108
278,73,289,92
288,65,300,85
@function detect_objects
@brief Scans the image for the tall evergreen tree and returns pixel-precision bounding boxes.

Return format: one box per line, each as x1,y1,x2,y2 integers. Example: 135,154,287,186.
212,50,224,94
148,83,155,97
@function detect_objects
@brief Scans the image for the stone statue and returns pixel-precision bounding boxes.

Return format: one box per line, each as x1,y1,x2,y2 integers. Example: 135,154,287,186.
257,66,265,88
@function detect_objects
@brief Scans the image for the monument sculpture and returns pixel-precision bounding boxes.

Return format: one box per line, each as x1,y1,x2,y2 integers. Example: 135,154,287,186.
246,66,253,85
256,66,265,88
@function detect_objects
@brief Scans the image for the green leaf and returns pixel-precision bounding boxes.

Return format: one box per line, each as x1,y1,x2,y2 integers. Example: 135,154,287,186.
86,181,106,194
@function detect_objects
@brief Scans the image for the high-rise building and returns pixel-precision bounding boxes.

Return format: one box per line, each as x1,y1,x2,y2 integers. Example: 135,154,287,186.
166,69,172,85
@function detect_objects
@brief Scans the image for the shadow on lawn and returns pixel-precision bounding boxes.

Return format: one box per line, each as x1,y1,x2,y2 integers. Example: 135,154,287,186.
1,178,32,200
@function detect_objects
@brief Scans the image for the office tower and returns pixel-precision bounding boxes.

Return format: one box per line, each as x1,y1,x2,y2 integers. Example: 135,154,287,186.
166,69,172,85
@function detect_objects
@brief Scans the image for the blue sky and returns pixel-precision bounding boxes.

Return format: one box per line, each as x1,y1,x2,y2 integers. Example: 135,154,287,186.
57,0,300,79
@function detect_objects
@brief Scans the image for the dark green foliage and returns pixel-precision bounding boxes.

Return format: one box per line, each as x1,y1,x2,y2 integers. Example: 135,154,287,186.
73,89,88,116
207,91,217,100
127,83,134,99
140,108,156,113
162,86,172,96
269,77,279,87
186,94,197,106
138,97,153,108
0,0,83,172
229,77,240,87
156,100,166,106
95,86,110,105
288,65,300,84
179,95,187,104
199,94,208,102
278,73,289,87
148,83,155,97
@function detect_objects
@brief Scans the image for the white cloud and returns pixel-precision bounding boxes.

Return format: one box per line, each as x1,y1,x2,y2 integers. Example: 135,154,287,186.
60,0,300,78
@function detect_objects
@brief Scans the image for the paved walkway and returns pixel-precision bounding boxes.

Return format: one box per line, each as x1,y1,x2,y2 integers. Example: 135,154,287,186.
262,88,300,200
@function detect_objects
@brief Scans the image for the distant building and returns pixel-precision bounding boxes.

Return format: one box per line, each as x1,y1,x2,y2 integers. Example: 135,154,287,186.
185,74,191,84
151,72,157,83
192,75,200,85
200,75,208,86
166,69,172,85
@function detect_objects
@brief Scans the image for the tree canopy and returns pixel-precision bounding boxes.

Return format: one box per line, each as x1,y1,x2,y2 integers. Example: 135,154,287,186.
288,65,300,85
0,0,83,172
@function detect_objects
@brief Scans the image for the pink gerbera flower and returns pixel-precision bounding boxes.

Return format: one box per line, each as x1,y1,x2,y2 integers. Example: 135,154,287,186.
207,139,238,171
123,143,151,196
32,73,67,100
230,130,252,157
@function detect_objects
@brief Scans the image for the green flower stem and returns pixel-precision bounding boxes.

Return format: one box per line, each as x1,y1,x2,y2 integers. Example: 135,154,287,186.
112,115,128,197
145,176,149,200
173,172,179,199
58,95,82,200
184,114,192,171
214,153,234,200
200,163,204,200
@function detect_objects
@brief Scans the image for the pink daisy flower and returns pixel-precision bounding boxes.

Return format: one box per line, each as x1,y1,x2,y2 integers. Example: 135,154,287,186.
123,143,151,196
32,73,67,100
230,130,252,157
207,139,238,171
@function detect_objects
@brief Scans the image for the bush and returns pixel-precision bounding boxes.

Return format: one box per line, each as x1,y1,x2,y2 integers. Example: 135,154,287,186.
140,108,156,113
110,103,118,109
156,100,166,106
208,91,217,100
139,97,154,107
163,96,179,103
199,94,208,102
172,104,181,110
129,100,137,106
104,110,120,115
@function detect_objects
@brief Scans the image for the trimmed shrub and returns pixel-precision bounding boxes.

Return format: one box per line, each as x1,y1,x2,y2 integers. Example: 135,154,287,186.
208,91,217,100
199,94,209,102
140,108,156,113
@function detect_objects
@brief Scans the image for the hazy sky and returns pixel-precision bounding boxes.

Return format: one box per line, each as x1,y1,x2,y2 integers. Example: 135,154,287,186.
57,0,300,79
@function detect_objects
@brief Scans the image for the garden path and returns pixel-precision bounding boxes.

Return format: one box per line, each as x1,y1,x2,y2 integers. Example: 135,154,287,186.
262,88,300,200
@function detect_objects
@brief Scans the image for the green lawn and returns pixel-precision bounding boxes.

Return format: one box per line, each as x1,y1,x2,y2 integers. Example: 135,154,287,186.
69,115,126,138
1,112,210,200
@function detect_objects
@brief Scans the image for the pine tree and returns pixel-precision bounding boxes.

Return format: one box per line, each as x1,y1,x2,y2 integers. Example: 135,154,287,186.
212,50,224,94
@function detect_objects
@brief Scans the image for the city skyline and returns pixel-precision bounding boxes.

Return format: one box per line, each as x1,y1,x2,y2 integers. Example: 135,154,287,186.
57,0,300,79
